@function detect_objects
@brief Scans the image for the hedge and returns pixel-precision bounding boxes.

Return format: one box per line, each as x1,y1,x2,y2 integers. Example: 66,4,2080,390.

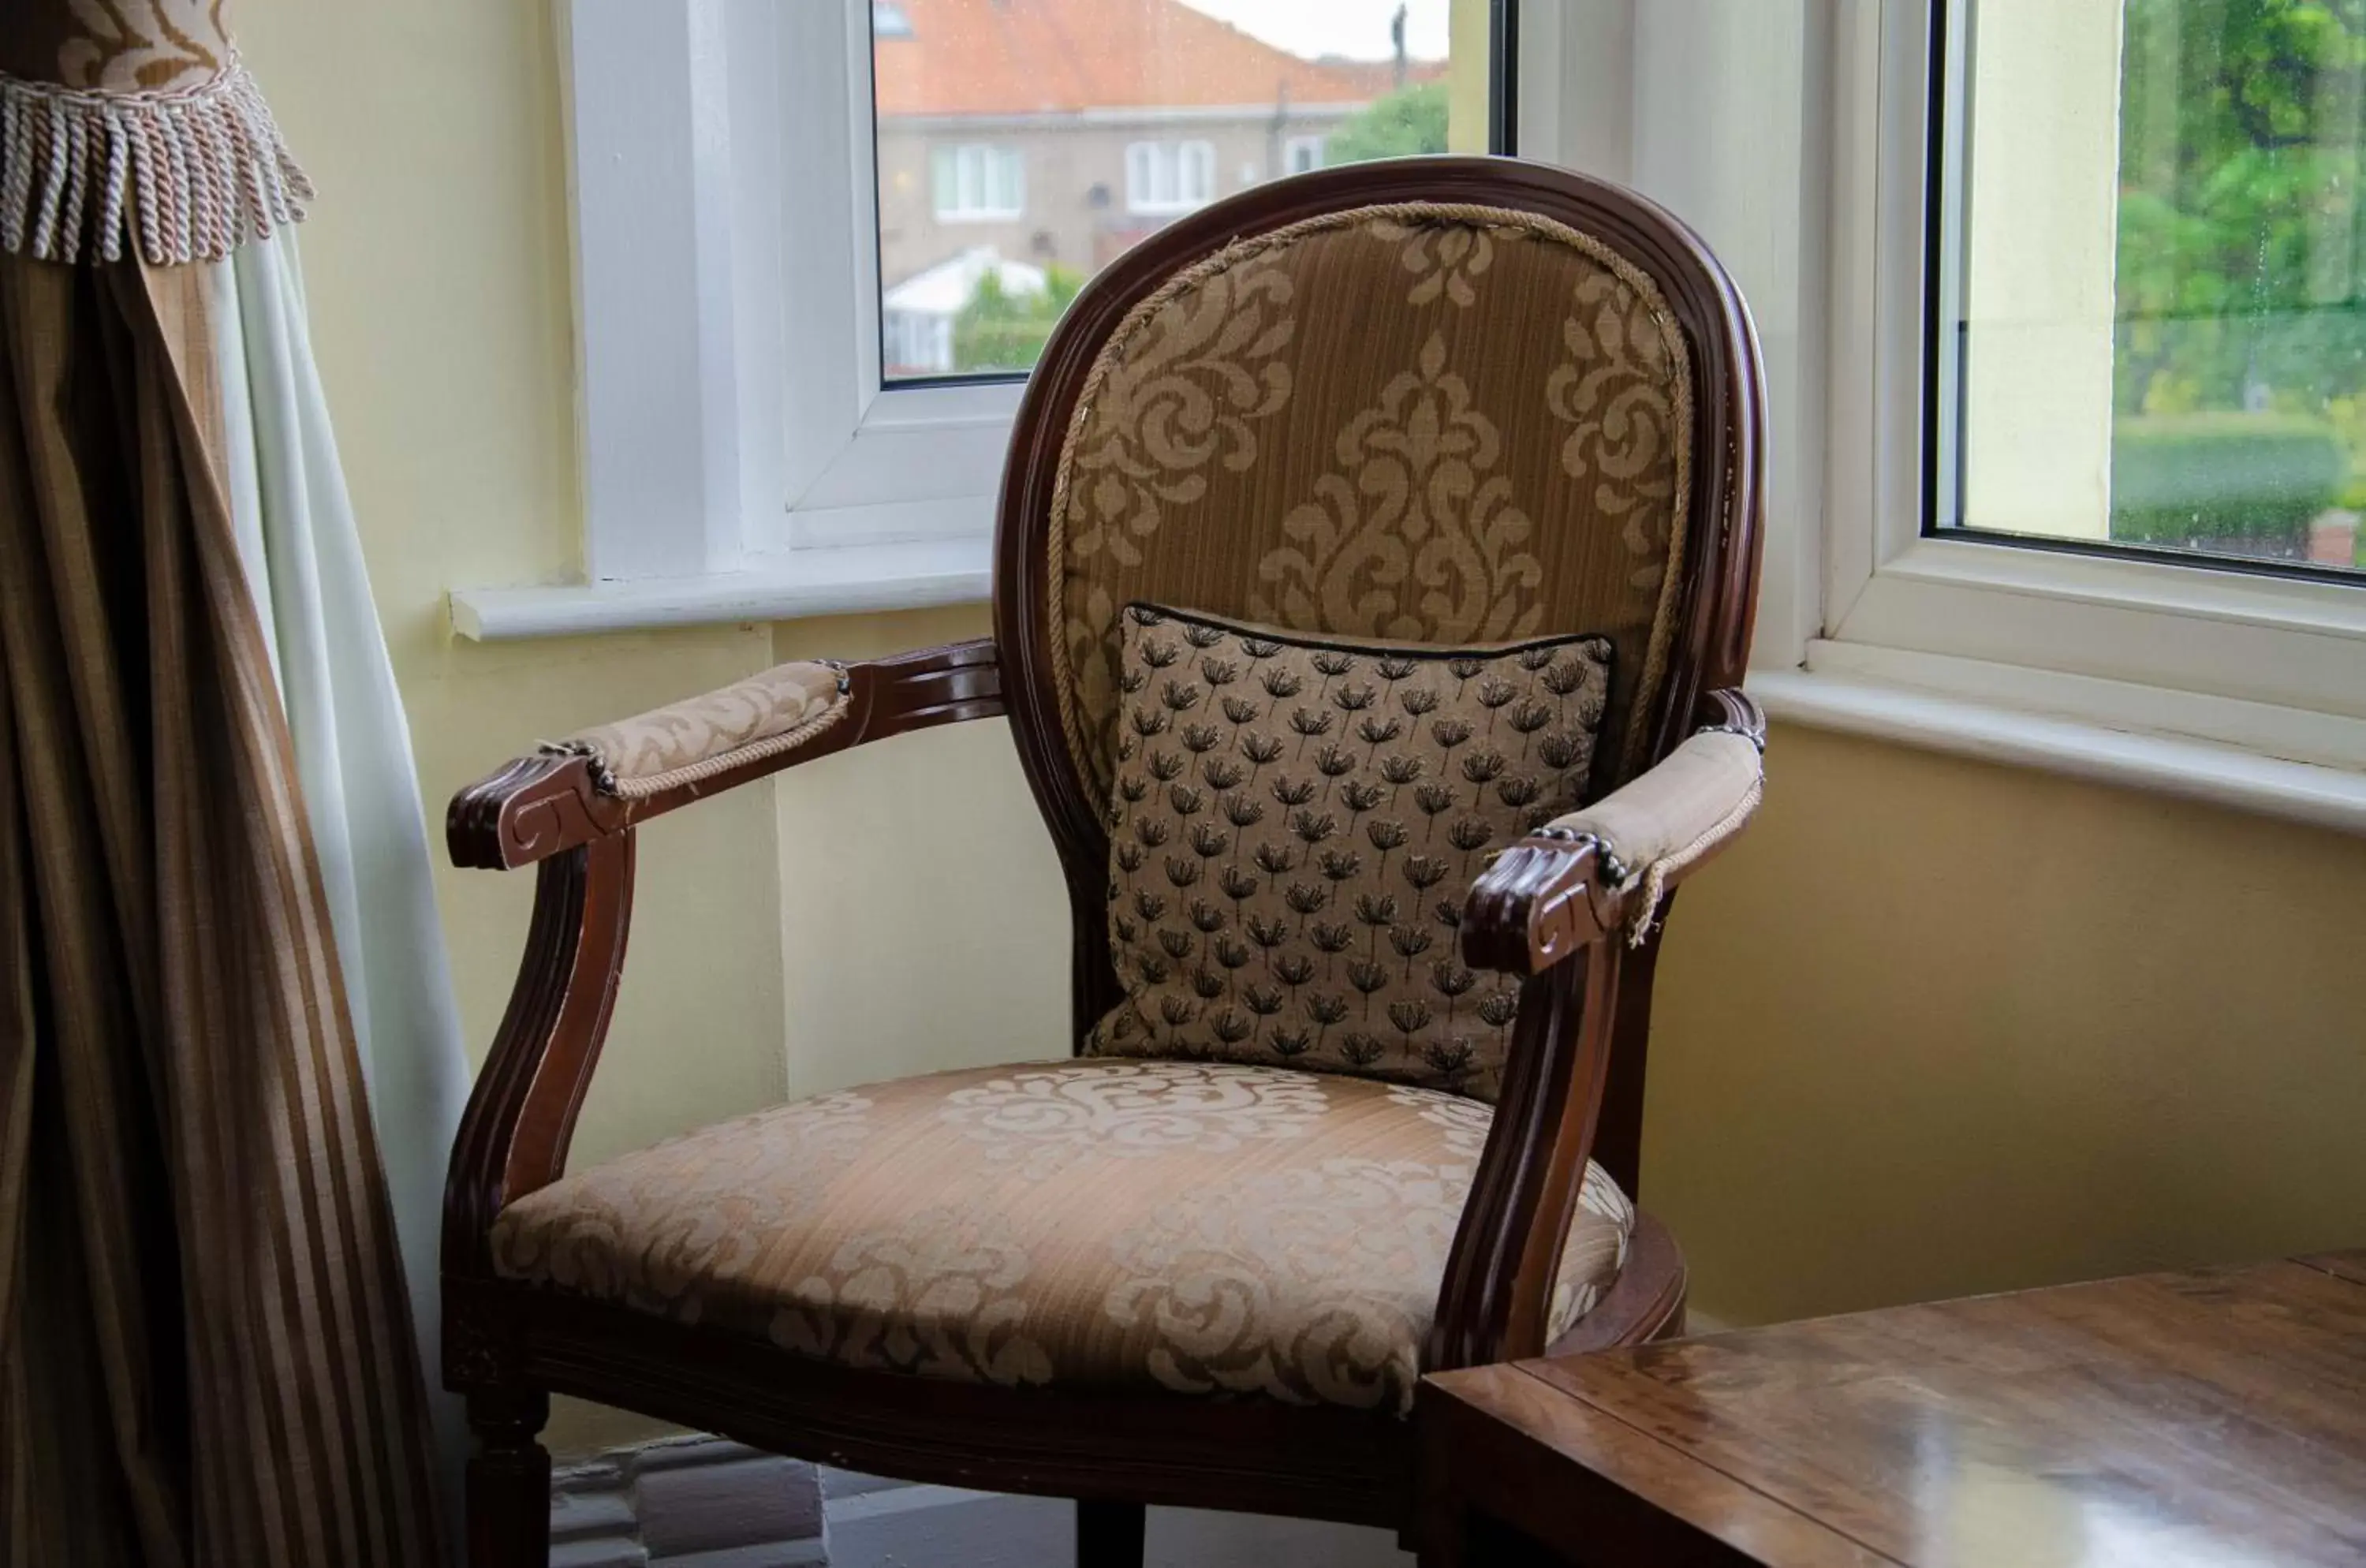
2110,413,2349,549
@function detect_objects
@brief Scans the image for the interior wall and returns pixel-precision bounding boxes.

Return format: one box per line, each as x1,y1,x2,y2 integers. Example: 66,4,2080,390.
244,0,2365,1457
767,610,1072,1102
235,0,793,1164
1648,722,2366,1326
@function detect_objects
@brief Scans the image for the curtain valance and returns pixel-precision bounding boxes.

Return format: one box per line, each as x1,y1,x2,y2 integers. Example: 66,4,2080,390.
0,0,309,265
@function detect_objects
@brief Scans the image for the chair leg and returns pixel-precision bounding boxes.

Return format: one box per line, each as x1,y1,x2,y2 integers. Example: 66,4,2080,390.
1077,1498,1146,1568
466,1387,552,1567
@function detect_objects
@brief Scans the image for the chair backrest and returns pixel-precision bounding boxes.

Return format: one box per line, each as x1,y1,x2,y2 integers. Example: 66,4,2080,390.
992,159,1763,1171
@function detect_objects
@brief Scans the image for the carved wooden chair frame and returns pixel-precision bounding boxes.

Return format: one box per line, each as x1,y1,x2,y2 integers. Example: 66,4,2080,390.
442,157,1765,1567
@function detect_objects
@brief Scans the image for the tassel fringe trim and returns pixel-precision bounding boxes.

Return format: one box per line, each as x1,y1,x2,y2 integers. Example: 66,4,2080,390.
1,57,313,267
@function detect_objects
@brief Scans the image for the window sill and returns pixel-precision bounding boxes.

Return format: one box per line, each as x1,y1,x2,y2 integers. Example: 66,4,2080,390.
1749,648,2366,838
449,537,991,641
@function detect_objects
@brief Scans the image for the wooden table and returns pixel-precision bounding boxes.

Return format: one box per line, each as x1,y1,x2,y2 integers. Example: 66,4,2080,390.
1419,1252,2366,1566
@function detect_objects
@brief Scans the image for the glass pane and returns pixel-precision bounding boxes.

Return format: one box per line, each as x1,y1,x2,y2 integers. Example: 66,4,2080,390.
1937,0,2366,578
872,0,1496,383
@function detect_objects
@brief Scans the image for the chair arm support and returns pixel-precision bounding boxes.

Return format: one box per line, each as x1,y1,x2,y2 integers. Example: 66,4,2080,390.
447,639,1005,870
1427,693,1763,1369
1426,949,1614,1371
1459,690,1764,976
442,638,1004,1280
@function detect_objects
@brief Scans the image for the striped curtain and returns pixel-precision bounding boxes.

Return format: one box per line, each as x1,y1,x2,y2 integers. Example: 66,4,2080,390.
0,252,446,1562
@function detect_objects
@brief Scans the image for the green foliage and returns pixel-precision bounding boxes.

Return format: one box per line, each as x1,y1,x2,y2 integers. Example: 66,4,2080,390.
952,263,1085,375
1326,82,1451,166
2109,412,2349,547
2114,0,2366,421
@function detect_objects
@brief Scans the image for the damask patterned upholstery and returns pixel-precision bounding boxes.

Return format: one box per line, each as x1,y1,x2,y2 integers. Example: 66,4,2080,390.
1088,604,1613,1099
1049,205,1693,806
491,1060,1633,1417
548,659,850,798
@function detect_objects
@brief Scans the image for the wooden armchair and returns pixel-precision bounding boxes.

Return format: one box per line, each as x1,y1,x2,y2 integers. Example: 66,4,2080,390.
443,157,1765,1567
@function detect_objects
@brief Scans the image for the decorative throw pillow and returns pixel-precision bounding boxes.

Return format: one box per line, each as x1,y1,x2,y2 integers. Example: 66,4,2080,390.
1087,604,1614,1101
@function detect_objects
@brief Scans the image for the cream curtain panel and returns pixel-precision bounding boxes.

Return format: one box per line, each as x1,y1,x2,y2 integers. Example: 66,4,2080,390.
1,2,452,1562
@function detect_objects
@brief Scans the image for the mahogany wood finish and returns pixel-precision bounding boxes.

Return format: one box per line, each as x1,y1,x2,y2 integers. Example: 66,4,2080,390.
1420,1252,2366,1567
465,1389,553,1567
443,158,1764,1568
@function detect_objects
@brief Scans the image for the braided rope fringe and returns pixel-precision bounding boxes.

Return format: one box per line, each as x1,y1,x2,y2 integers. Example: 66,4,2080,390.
0,59,313,266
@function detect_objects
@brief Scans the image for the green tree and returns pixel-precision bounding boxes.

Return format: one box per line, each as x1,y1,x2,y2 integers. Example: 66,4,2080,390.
953,263,1085,375
1326,82,1451,166
2114,0,2366,416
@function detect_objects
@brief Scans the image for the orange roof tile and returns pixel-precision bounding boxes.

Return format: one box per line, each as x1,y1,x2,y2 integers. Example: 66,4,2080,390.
875,0,1432,118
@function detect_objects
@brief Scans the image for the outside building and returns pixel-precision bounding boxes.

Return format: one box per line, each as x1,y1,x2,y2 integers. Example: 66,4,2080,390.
873,0,1445,376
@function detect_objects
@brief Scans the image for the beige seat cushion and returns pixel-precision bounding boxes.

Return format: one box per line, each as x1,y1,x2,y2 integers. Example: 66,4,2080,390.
491,1060,1633,1416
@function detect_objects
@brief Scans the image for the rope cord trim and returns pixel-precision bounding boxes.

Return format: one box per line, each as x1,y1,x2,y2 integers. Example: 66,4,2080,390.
0,57,312,266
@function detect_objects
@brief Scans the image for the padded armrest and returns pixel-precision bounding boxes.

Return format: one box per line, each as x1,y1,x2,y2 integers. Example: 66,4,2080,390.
1461,692,1765,973
545,660,852,799
449,640,1002,871
1539,722,1764,945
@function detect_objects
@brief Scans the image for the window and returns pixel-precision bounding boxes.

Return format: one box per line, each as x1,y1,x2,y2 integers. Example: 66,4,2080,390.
471,2,1524,631
873,0,1495,386
1748,0,2366,827
1126,140,1218,214
930,144,1024,221
1933,0,2365,581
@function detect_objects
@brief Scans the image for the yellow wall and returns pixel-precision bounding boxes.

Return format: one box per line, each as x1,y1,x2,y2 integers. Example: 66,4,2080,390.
244,0,2366,1454
1648,725,2366,1327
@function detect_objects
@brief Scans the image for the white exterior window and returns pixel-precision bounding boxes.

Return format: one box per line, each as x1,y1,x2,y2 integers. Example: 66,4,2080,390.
930,144,1024,221
1284,134,1328,175
433,2,1524,644
1125,140,1218,215
1497,0,2366,831
1770,0,2366,830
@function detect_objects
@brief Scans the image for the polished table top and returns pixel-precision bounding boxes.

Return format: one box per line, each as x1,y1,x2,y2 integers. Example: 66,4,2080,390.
1422,1252,2366,1566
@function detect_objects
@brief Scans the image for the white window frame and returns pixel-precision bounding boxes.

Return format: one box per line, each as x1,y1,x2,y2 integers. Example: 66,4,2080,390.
1283,133,1328,176
1761,0,2366,826
513,0,1020,618
462,0,1530,637
931,143,1024,222
1506,0,2366,831
1125,140,1218,215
